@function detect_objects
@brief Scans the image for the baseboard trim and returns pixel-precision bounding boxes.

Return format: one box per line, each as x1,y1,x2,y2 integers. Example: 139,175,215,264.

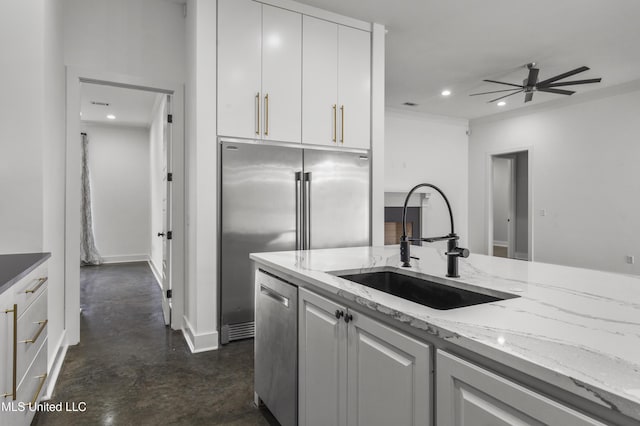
493,241,508,247
148,260,163,291
102,254,149,264
182,316,219,353
43,330,68,400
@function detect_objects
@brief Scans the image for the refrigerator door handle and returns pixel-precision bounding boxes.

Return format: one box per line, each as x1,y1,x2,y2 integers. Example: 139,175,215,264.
295,171,302,250
304,172,312,250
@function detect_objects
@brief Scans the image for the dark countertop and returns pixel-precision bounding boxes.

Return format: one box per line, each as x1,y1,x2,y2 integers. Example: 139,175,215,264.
0,252,51,296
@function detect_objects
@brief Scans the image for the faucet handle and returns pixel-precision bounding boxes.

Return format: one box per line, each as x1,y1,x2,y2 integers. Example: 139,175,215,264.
446,247,469,258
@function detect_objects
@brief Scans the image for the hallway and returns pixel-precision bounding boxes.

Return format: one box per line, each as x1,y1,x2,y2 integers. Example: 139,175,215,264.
35,262,274,425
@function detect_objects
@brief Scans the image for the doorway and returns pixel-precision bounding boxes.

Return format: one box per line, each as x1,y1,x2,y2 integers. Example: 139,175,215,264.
65,69,185,346
79,83,173,324
490,151,530,260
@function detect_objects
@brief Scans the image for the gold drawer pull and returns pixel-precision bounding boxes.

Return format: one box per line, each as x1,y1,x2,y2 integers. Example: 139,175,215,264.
26,277,48,294
22,319,48,344
340,105,345,144
3,304,17,400
332,104,337,142
30,373,48,407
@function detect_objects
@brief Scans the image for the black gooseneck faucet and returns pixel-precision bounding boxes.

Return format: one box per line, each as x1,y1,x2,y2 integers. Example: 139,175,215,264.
400,183,470,278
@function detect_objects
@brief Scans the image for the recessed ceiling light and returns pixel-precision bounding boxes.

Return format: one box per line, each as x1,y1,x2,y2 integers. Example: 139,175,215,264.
441,90,451,97
497,101,506,107
107,114,116,120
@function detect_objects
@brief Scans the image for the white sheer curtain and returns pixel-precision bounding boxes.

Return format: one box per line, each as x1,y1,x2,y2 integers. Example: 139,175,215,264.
80,133,103,265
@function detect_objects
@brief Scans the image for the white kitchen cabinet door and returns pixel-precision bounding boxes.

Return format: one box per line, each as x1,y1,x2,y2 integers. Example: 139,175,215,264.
338,26,371,149
437,350,607,426
217,0,262,139
347,311,431,426
262,5,301,143
299,288,347,426
302,15,339,146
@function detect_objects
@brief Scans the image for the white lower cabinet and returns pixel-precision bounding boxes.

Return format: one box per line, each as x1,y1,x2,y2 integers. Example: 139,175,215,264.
299,288,431,426
0,262,48,426
436,350,606,426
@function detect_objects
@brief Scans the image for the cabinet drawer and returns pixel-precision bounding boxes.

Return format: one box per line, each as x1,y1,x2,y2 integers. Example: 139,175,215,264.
3,339,48,426
16,288,48,387
13,263,48,312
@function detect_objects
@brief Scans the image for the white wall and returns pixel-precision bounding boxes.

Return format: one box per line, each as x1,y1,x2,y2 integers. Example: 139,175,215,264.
81,123,151,262
62,0,185,83
384,108,469,248
42,0,67,383
0,3,45,253
149,95,166,276
184,0,219,352
469,88,640,275
492,157,509,244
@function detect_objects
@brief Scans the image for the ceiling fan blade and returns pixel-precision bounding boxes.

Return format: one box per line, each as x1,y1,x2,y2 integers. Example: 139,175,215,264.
488,90,523,103
541,78,602,87
526,68,539,87
483,79,524,89
536,66,589,86
524,92,534,102
469,88,523,96
537,87,575,96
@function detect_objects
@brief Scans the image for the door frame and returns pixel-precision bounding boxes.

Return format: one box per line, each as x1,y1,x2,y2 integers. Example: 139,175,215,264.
65,67,185,345
486,147,533,261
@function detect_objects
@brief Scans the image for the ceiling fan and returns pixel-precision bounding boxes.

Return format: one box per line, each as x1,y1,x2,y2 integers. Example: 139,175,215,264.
470,63,602,103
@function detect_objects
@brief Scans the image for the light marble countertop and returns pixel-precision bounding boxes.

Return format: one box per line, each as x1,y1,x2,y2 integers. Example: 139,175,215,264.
250,245,640,422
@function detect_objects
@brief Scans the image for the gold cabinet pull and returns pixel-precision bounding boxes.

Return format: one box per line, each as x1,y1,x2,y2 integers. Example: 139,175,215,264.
30,373,48,407
340,105,345,144
26,277,47,294
332,104,337,142
22,319,47,344
255,92,261,135
3,304,17,400
264,94,269,136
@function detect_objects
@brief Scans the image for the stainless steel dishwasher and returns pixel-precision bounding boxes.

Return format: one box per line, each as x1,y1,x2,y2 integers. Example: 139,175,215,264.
255,269,298,426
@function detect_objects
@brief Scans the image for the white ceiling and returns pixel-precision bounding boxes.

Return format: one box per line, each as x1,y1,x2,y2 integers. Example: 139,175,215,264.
80,83,159,127
295,0,640,119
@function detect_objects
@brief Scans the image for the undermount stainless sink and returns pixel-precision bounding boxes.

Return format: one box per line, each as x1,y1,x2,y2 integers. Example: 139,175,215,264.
337,270,517,310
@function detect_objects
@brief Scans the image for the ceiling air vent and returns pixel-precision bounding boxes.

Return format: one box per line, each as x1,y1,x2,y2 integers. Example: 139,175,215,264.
91,101,110,106
403,102,418,107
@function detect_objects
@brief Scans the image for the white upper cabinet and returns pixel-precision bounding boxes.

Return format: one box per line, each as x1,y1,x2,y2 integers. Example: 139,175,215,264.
302,16,339,147
262,5,302,143
303,17,371,148
218,0,302,143
217,0,262,139
338,26,371,149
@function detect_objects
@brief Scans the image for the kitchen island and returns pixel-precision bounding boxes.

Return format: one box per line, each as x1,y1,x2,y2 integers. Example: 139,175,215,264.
251,245,640,426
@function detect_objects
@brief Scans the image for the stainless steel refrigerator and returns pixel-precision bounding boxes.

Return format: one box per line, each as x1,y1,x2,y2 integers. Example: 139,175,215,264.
220,140,370,343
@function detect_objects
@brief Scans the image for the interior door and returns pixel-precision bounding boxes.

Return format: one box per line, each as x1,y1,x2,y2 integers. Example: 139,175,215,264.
303,149,370,249
160,95,172,325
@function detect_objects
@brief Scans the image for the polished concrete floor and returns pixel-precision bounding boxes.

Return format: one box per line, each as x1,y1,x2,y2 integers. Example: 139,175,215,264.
34,262,276,425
